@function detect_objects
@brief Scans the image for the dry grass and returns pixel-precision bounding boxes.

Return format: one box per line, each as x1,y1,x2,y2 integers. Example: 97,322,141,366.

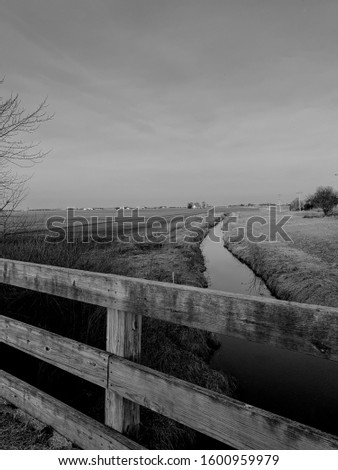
0,399,72,450
224,209,338,307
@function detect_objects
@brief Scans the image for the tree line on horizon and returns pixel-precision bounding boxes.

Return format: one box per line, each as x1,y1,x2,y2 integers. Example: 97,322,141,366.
187,201,208,209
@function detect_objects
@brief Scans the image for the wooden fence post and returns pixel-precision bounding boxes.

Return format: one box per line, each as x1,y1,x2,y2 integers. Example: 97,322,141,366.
105,308,142,437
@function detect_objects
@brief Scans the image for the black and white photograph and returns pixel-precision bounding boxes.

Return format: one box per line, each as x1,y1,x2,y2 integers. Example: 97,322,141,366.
1,0,338,463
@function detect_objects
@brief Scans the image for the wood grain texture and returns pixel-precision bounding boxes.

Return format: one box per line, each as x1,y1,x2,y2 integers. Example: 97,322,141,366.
108,355,338,450
2,313,338,449
0,316,108,387
0,370,144,450
105,308,141,437
1,258,337,360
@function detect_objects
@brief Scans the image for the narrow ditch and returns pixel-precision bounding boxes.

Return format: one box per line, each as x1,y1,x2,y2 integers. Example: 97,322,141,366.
202,222,338,436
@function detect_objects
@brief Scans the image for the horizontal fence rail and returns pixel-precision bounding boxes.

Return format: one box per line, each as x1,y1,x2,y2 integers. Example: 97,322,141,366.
1,258,338,361
1,371,144,450
1,257,338,450
0,316,108,387
2,316,338,450
107,356,338,450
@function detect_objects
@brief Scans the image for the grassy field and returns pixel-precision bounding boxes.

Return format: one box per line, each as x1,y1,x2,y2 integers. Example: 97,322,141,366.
7,206,228,237
223,208,338,307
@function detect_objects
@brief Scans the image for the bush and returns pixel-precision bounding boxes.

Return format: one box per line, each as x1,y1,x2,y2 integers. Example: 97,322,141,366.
310,186,338,216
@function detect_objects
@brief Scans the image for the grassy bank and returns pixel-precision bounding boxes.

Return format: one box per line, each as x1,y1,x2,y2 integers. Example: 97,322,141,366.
1,219,235,449
223,209,338,307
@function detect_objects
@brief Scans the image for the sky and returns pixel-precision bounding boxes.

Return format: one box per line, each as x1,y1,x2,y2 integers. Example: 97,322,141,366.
1,0,338,208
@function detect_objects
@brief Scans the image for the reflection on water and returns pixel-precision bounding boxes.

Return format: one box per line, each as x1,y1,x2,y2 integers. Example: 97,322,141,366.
202,223,338,436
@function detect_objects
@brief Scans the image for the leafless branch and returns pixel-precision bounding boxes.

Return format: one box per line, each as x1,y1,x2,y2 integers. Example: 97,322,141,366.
0,79,52,241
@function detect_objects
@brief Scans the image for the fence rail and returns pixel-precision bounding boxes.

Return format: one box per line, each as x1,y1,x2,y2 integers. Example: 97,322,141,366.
1,257,338,449
1,371,144,450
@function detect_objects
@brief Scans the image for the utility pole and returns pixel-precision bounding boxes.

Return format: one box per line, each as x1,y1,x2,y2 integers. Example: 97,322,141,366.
296,192,302,211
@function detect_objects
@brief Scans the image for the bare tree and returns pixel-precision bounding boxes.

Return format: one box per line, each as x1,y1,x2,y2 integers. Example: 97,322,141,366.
0,79,52,240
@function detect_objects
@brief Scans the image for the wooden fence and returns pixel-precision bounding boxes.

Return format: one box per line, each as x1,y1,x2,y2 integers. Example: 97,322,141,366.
1,258,338,450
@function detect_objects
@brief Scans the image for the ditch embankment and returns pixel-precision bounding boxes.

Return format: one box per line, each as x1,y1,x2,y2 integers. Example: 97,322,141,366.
223,209,338,307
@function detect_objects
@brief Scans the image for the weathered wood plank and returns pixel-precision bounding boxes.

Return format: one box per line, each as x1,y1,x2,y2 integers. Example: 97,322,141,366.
108,355,338,450
105,308,141,437
2,314,338,449
1,258,338,361
0,316,108,387
0,370,144,450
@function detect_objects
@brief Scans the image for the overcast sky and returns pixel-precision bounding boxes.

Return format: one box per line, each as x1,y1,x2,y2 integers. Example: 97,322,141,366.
1,0,338,208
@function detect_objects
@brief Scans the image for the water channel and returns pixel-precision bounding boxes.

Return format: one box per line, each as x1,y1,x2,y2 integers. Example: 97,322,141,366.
202,222,338,436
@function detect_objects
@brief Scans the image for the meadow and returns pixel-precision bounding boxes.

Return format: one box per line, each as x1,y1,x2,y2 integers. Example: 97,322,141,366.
9,207,226,237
